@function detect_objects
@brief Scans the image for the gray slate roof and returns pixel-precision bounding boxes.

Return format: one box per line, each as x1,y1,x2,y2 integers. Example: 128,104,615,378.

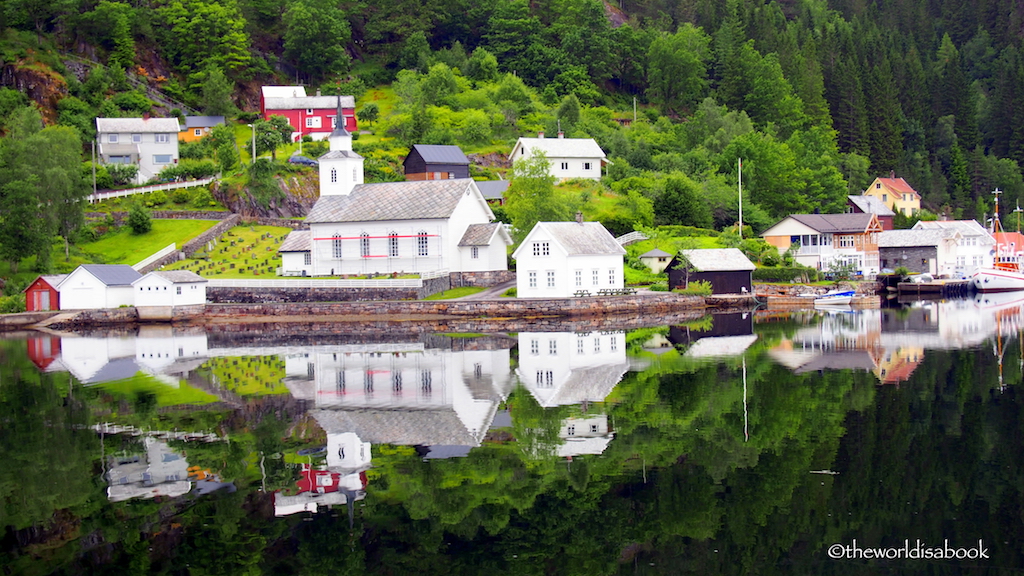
914,219,993,239
278,230,311,252
459,223,501,246
150,270,207,283
408,144,470,165
80,265,143,286
264,95,355,110
878,229,959,248
96,117,181,134
787,213,877,233
183,116,225,129
475,180,510,201
847,194,895,216
678,248,756,271
540,364,627,406
519,222,626,256
305,179,483,223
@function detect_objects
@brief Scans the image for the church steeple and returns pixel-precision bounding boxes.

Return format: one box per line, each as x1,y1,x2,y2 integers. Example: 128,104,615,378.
317,97,363,196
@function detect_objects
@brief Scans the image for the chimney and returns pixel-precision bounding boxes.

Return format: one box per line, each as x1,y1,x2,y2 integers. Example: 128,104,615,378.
143,111,150,120
557,131,564,138
575,211,584,224
890,170,895,178
316,89,321,97
537,131,545,138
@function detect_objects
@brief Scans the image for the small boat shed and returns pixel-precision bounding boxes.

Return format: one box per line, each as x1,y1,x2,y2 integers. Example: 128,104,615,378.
667,248,755,294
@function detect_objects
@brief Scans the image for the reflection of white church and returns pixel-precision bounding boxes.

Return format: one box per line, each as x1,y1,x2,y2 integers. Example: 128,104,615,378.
515,331,629,456
284,342,514,462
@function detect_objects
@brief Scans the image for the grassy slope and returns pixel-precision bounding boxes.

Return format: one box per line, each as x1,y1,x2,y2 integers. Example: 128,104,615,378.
78,219,219,264
161,225,293,278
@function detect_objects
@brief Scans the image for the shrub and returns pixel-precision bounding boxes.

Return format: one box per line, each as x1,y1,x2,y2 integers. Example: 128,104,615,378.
127,203,152,234
148,190,168,206
172,188,192,204
502,287,517,297
191,189,216,208
675,279,712,296
752,266,820,283
106,163,138,185
0,294,25,314
648,282,669,291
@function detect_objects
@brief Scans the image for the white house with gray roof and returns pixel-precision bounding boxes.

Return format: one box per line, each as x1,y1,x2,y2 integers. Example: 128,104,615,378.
509,135,608,180
132,270,207,306
912,219,995,276
512,221,626,298
58,265,143,310
96,117,181,184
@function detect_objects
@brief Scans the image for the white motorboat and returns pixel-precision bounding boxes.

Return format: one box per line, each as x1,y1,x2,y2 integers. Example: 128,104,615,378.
814,290,855,306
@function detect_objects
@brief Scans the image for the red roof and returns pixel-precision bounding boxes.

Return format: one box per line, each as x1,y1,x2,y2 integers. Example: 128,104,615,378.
877,177,920,198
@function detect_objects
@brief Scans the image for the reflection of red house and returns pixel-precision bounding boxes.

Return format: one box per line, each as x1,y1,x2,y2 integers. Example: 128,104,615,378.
24,275,65,312
27,335,61,370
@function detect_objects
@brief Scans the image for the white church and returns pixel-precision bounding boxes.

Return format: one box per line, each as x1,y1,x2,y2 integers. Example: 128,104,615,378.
279,112,512,277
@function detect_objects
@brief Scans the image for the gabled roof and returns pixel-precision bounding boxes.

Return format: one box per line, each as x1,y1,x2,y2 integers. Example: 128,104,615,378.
873,176,920,197
264,95,356,110
407,144,470,166
319,149,361,160
475,180,510,201
677,248,756,272
513,222,625,258
847,195,895,216
72,265,143,287
458,223,511,247
261,86,306,99
278,230,311,253
878,229,960,248
96,117,181,134
183,116,225,129
784,213,879,234
306,179,491,223
137,270,207,284
914,220,993,239
640,248,673,259
511,137,607,160
24,274,67,292
311,408,489,447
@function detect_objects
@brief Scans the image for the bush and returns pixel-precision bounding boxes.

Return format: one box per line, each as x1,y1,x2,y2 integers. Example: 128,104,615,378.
106,163,138,185
648,283,669,291
147,190,168,206
752,266,819,283
675,279,712,296
127,203,152,234
191,189,216,209
0,293,25,314
172,188,192,204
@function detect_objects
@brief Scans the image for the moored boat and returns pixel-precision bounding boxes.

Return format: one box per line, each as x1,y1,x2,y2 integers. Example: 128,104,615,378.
813,290,855,306
972,189,1024,292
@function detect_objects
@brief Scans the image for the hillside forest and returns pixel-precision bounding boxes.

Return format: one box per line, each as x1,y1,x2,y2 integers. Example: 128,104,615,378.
3,0,1024,270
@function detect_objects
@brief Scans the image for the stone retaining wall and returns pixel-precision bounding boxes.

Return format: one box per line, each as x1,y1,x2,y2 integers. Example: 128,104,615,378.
251,217,308,230
449,270,516,288
206,275,452,303
181,214,243,257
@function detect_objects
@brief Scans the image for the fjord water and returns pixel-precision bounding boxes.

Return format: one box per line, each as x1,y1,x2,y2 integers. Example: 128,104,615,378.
3,296,1024,575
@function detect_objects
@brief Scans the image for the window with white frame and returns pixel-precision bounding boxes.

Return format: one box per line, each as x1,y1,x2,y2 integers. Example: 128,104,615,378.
530,339,539,355
360,232,370,257
839,235,855,248
330,168,337,183
471,246,479,259
389,232,399,257
608,269,615,285
330,116,337,128
194,129,202,136
304,252,311,266
547,270,555,288
575,270,582,286
567,425,576,435
417,231,429,256
306,108,314,114
577,337,585,354
332,234,343,258
532,241,550,256
560,162,568,170
176,286,182,295
584,162,592,170
549,339,557,355
610,337,618,352
592,269,599,286
155,133,170,143
108,134,118,143
528,271,537,288
594,337,601,353
132,133,142,143
153,154,172,164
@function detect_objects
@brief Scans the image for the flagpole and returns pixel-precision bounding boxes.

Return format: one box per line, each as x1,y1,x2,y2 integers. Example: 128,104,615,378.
738,158,743,239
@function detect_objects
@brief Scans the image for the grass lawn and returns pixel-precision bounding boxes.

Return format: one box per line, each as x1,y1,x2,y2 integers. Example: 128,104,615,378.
423,286,486,300
79,219,220,265
162,225,293,278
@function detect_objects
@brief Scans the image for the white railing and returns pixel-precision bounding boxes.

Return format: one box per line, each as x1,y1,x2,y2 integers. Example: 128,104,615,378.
88,177,217,203
616,231,649,246
134,243,177,271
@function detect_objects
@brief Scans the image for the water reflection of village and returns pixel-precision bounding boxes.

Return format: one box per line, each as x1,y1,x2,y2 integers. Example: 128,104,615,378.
26,297,1024,513
764,292,1024,384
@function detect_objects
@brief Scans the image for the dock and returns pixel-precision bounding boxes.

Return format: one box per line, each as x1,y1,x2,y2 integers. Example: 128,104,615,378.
895,279,972,298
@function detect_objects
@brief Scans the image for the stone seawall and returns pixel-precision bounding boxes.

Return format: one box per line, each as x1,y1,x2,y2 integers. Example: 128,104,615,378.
450,270,516,288
207,275,452,303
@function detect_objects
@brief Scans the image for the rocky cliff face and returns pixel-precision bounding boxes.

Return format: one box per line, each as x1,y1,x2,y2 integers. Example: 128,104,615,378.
213,171,320,219
2,61,67,124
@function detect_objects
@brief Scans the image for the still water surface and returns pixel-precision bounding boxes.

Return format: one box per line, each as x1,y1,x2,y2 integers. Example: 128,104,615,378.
3,294,1024,575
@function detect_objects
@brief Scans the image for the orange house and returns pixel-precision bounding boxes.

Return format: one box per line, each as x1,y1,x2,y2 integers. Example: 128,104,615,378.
179,116,226,143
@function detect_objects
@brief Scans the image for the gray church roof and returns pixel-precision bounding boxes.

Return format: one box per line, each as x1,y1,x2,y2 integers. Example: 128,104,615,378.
459,223,502,246
306,179,484,224
278,230,311,252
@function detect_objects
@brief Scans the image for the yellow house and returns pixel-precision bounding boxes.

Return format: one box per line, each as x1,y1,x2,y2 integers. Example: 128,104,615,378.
179,116,225,143
864,174,921,217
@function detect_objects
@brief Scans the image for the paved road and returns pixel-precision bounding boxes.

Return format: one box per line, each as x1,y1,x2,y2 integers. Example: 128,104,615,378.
451,280,516,300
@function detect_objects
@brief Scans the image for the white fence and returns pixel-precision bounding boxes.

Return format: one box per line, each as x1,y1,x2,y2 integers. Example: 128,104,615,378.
207,269,450,289
133,243,177,271
88,177,217,203
617,231,649,246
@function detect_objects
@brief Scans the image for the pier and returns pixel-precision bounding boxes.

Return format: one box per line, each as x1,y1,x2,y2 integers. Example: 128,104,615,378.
895,279,972,298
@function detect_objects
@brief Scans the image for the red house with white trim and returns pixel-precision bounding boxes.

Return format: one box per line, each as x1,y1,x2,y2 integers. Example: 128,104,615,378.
24,274,65,312
260,86,356,141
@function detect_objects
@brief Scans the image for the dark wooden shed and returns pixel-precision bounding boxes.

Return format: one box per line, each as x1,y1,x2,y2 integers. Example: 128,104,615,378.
403,144,471,180
667,248,755,294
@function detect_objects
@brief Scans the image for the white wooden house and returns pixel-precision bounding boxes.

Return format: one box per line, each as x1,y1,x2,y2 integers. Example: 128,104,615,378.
512,220,626,298
912,220,995,277
509,134,608,180
133,270,208,307
58,265,142,310
96,117,181,184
